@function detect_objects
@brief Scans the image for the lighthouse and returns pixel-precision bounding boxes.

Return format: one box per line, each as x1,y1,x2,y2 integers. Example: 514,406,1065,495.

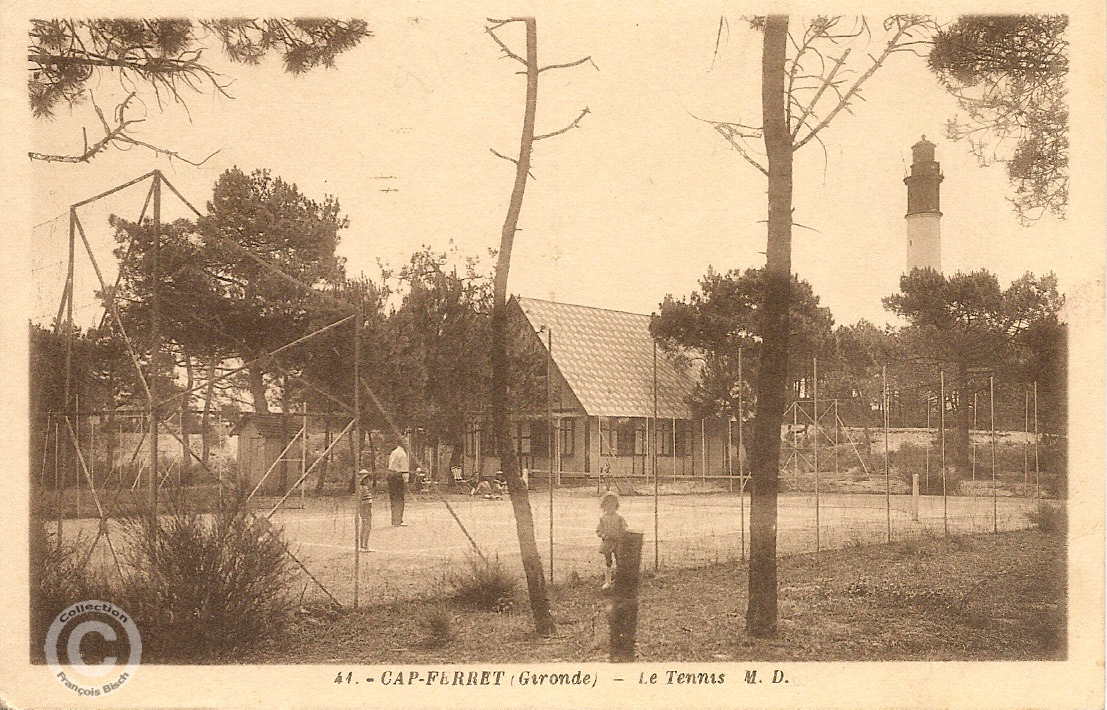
904,136,943,273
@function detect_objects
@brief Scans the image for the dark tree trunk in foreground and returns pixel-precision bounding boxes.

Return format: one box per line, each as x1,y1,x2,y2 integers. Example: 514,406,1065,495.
746,14,792,638
488,15,555,637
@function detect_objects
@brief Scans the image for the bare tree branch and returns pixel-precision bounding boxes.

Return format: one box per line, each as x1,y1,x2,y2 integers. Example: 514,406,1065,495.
489,148,536,179
28,92,218,165
538,56,598,73
715,123,768,176
484,20,527,65
534,107,590,141
793,16,934,152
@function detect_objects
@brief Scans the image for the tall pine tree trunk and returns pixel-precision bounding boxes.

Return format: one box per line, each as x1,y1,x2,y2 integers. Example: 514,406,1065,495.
746,14,792,638
247,351,268,413
954,360,972,484
181,350,194,485
489,15,555,637
201,359,216,467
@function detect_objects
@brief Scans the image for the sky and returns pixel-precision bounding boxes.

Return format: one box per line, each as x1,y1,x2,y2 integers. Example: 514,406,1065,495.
24,9,1092,331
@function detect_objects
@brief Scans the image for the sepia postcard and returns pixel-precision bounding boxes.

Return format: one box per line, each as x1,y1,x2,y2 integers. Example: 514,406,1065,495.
0,1,1103,709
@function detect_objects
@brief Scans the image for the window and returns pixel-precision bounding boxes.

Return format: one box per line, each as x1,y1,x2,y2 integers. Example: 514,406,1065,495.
599,417,617,456
660,419,674,456
617,418,637,457
675,420,693,456
559,418,574,457
634,419,648,455
532,420,549,457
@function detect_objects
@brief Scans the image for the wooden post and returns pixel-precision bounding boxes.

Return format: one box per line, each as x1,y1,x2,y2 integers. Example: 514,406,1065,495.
912,473,920,521
996,376,1005,531
545,326,554,584
792,402,799,486
972,391,978,482
834,399,839,476
54,417,62,549
940,370,947,537
353,294,362,609
608,530,644,662
652,342,659,571
1033,381,1040,499
925,392,931,494
738,346,745,562
1024,389,1030,495
813,357,819,553
883,365,891,542
149,173,161,546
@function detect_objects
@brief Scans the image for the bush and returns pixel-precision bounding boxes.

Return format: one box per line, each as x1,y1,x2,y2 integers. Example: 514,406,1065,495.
1027,502,1066,535
120,500,296,662
29,522,113,661
450,555,516,612
421,607,454,648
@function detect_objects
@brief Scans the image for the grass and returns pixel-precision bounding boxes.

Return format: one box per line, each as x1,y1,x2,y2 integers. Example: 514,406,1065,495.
244,528,1065,663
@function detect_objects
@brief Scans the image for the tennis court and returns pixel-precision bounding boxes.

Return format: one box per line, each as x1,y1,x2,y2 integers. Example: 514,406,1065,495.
54,486,1040,607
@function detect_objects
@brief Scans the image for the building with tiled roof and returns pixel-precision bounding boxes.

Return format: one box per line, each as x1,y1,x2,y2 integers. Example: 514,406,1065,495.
463,297,733,480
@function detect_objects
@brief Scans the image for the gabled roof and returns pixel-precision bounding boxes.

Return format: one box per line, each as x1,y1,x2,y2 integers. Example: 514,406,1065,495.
230,413,294,439
515,297,698,419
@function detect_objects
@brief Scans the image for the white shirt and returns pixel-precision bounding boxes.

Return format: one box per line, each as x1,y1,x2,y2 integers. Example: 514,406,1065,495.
388,446,409,473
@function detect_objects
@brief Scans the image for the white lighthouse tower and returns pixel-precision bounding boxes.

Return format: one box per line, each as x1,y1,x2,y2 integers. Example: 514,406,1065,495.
904,136,943,273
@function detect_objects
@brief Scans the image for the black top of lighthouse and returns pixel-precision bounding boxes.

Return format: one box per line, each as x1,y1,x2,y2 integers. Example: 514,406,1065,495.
904,135,942,216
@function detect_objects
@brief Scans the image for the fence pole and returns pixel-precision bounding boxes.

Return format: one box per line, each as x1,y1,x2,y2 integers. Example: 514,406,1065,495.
653,341,659,571
54,417,62,550
1024,389,1030,496
546,326,554,584
76,395,82,520
149,175,161,549
301,403,307,510
813,357,820,554
738,346,745,562
352,294,362,609
940,370,947,537
972,392,977,482
91,415,97,494
1033,381,1040,499
925,392,931,493
883,364,890,543
996,376,1005,531
792,402,799,486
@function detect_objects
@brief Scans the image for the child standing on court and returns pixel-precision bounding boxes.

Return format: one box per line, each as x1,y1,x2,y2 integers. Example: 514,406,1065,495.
596,490,628,590
358,469,373,551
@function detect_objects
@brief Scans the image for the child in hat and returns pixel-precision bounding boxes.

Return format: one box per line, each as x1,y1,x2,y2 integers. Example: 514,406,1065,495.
358,469,373,551
596,490,628,590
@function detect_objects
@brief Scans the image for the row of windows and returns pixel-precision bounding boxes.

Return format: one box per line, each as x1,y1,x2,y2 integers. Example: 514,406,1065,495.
598,417,692,457
466,419,574,458
466,417,696,458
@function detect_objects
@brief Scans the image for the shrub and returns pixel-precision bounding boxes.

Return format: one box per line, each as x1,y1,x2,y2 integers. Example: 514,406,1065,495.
1027,502,1066,535
120,501,296,662
450,555,516,612
29,522,113,661
421,608,454,648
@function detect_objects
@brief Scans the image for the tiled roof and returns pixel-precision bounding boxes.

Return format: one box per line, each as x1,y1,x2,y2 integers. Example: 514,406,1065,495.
230,413,296,439
515,297,698,419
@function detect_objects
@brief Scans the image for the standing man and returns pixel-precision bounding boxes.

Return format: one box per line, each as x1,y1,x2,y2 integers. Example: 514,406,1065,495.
387,435,409,526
